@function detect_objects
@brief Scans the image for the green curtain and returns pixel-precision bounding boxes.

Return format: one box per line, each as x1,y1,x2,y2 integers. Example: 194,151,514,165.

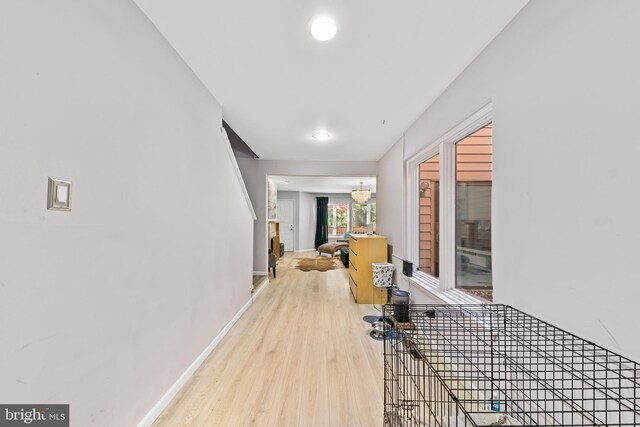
315,197,329,249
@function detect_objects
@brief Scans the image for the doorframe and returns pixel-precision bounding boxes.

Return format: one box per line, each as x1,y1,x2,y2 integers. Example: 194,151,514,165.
264,174,379,262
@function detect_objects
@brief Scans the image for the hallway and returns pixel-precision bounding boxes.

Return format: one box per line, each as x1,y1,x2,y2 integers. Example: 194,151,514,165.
154,253,384,426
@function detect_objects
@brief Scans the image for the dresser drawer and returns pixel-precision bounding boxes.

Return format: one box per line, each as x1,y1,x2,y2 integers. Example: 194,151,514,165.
348,274,357,300
349,236,359,254
353,270,371,290
349,261,358,280
348,247,359,264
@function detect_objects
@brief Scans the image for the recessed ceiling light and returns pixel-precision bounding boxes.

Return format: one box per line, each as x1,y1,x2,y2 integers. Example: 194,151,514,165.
312,132,331,141
310,16,337,41
278,180,288,184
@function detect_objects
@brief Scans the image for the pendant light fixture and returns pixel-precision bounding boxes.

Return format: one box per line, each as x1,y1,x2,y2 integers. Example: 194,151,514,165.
352,181,371,203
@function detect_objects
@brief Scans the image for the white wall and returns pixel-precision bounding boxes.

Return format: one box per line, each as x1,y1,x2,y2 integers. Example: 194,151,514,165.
377,138,421,300
237,159,378,272
298,192,316,251
377,0,640,361
0,1,254,426
377,139,405,259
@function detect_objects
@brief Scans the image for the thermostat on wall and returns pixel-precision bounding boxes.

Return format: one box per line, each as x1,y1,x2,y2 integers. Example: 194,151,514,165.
47,177,72,211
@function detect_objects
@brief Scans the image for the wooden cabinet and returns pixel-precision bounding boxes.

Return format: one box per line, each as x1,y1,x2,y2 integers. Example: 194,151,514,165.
348,234,388,304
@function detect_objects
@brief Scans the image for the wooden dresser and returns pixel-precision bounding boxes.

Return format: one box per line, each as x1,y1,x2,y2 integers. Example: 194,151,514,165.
348,234,388,304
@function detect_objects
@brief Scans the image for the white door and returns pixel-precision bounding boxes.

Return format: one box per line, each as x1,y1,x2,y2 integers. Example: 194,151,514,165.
278,199,295,252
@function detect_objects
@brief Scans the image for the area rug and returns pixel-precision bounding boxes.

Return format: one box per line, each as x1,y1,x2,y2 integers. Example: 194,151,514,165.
291,257,342,272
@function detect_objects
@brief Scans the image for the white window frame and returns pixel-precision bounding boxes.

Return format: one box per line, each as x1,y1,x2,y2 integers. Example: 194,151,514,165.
328,202,350,237
405,103,493,294
331,205,338,236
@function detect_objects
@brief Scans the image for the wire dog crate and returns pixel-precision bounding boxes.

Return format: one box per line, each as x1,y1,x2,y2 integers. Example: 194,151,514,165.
383,304,640,426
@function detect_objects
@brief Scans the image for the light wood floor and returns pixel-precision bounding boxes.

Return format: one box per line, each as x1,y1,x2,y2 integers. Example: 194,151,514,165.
153,252,384,427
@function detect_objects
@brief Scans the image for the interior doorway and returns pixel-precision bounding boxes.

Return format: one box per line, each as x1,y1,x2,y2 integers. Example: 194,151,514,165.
266,175,377,257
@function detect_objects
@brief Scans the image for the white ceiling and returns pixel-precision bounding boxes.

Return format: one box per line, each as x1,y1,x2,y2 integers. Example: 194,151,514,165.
134,0,528,161
270,175,376,194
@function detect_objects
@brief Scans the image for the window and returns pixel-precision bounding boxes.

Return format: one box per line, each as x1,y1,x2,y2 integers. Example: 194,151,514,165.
455,124,492,301
328,203,349,236
370,204,376,226
351,203,376,234
418,154,440,278
328,201,376,236
406,104,493,303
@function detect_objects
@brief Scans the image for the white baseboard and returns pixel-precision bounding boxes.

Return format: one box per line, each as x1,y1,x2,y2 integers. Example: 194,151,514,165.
253,270,268,276
252,277,270,300
294,248,317,253
137,297,253,427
